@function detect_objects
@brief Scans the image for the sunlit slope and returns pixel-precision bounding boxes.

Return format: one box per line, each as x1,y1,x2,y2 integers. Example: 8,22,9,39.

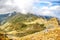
0,13,46,37
0,13,60,40
19,27,60,40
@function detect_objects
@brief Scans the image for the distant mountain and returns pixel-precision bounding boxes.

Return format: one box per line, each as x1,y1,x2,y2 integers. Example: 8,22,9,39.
0,12,59,26
0,11,16,25
8,13,55,23
0,12,59,25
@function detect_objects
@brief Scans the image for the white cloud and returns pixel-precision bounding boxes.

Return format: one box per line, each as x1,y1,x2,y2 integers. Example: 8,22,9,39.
0,0,39,14
36,7,55,16
13,0,34,13
49,6,60,10
5,0,13,6
13,0,41,14
36,6,60,17
0,0,60,18
0,5,17,14
40,1,52,6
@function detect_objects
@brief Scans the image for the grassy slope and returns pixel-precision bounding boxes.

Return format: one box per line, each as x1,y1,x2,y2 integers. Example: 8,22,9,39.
19,27,60,40
1,13,46,37
0,13,59,40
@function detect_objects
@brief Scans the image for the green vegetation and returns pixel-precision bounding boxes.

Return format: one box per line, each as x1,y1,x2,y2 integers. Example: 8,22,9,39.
9,13,39,24
0,13,59,40
2,13,46,37
4,23,46,37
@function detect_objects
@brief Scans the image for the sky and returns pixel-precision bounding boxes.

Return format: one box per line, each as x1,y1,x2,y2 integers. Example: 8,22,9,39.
0,0,60,18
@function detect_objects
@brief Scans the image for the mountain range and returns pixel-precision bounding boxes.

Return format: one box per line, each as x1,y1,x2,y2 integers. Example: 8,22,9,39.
0,12,56,25
0,12,60,40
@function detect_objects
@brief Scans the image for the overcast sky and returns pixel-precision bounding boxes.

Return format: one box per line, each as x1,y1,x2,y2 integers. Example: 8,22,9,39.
0,0,60,18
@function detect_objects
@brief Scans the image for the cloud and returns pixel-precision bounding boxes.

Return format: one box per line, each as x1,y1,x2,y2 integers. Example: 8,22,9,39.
50,6,60,18
0,0,60,19
13,0,39,14
33,7,55,16
0,0,40,14
29,5,60,18
0,0,6,4
0,0,17,14
36,6,60,18
40,0,60,1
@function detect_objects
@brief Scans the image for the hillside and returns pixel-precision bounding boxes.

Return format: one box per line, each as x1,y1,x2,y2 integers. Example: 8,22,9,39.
1,13,46,37
19,27,60,40
0,13,60,40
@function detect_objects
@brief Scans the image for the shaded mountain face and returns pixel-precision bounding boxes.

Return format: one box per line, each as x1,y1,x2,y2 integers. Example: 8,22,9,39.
0,14,9,25
0,11,16,25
